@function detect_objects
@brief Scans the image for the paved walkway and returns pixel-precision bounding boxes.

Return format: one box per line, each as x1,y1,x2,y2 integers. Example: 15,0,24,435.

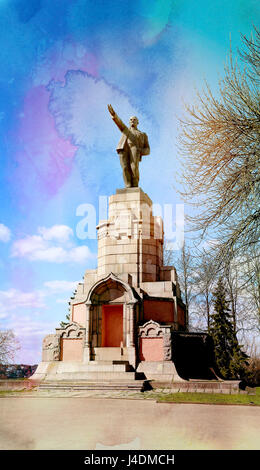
0,396,259,450
1,387,149,398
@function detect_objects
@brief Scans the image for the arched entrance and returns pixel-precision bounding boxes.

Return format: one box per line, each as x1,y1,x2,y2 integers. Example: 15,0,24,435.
84,273,138,365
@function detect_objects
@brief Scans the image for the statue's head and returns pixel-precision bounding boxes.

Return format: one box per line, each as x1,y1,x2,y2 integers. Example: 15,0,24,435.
129,116,139,129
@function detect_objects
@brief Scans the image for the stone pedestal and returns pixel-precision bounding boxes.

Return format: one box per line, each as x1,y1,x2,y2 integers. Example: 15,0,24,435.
31,187,190,386
97,188,163,284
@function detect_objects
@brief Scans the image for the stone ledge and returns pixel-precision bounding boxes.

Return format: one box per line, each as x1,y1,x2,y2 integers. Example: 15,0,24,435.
151,380,244,394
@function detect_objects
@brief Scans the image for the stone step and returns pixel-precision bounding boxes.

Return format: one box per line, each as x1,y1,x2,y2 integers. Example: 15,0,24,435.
92,360,130,365
43,371,138,381
93,348,128,362
38,380,148,392
29,361,140,382
69,363,132,372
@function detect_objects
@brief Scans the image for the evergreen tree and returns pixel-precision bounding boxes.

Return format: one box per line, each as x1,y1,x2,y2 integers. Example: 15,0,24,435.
210,278,248,379
60,299,74,328
60,313,70,328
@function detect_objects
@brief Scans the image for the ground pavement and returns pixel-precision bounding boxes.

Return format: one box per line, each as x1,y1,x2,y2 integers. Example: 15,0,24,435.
0,392,259,450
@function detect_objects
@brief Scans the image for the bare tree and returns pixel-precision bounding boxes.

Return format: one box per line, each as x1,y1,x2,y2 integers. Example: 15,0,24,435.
163,240,175,267
224,260,239,332
244,339,260,385
213,254,259,348
179,241,193,328
182,245,259,342
178,28,260,271
164,241,195,329
0,329,20,364
192,250,216,331
240,244,260,329
239,26,260,84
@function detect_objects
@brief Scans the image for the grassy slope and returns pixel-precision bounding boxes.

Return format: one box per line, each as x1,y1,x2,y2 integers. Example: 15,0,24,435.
148,387,260,406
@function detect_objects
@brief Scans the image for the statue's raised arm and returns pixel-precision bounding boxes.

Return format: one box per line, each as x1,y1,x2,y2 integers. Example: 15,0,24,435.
107,104,126,132
108,104,150,188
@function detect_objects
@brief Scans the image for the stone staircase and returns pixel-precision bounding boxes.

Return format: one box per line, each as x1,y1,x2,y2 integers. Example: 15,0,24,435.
38,380,147,392
37,359,149,392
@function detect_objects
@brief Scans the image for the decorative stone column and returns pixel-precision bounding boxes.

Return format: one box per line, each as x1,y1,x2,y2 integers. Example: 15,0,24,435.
127,300,137,368
128,302,135,347
123,303,127,347
83,302,92,362
91,305,98,348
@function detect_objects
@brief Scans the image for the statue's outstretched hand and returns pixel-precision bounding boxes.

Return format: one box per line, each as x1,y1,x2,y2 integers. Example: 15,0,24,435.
108,105,125,132
108,104,116,117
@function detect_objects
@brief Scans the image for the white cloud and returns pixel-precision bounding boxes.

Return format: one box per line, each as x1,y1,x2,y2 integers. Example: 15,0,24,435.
14,322,52,337
44,280,80,293
0,223,11,242
0,288,45,313
38,225,73,242
11,235,47,258
11,224,93,264
7,316,58,340
56,299,69,304
48,72,152,153
69,246,92,263
0,312,8,320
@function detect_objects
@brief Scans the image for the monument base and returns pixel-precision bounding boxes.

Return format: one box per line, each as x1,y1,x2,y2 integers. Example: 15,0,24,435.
136,361,186,383
30,360,137,382
31,186,223,389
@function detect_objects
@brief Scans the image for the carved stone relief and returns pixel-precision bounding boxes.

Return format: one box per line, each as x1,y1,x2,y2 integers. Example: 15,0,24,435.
138,320,172,361
42,334,60,361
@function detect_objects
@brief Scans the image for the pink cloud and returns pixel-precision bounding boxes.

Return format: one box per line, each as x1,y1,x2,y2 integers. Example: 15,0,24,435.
11,39,99,209
13,85,77,205
33,40,99,85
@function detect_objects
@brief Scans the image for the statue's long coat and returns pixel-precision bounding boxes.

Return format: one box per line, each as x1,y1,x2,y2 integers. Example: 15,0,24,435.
112,114,150,160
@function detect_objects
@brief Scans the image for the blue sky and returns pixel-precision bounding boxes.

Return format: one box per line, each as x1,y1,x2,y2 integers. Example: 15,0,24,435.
0,0,258,363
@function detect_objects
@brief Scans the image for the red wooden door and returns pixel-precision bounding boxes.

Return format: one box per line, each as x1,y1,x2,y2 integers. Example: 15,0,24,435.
101,305,123,347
